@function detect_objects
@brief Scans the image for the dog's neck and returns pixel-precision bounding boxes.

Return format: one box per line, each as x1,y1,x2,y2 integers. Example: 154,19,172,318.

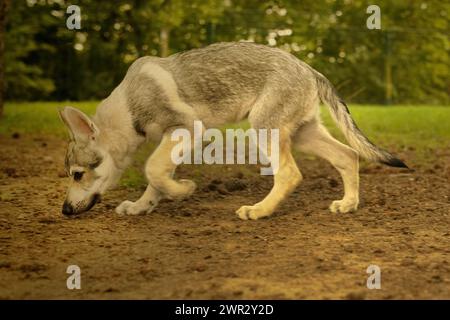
93,88,145,170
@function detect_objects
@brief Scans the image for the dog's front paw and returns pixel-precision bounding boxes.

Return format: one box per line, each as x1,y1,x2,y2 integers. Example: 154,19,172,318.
115,200,154,216
236,204,272,220
165,179,197,200
329,199,358,213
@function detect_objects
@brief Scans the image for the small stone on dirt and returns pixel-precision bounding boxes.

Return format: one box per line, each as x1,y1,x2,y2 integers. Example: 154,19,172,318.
3,168,17,177
57,171,67,178
431,275,443,283
235,171,244,179
38,218,57,224
329,178,339,188
194,264,207,272
206,183,217,191
18,263,47,273
217,186,230,195
346,291,366,300
224,179,246,192
11,132,20,139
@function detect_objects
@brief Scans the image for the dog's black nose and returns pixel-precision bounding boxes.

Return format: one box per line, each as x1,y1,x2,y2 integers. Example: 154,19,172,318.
62,201,74,216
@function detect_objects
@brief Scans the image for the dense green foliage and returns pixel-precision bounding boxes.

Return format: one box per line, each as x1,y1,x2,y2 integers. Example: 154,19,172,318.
5,0,449,104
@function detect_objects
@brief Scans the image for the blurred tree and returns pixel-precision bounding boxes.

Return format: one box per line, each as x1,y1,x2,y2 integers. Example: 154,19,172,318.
5,1,57,101
0,0,10,117
3,0,449,105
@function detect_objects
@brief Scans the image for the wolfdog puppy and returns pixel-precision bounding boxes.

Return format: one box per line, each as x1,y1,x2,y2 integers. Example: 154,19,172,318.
59,42,406,219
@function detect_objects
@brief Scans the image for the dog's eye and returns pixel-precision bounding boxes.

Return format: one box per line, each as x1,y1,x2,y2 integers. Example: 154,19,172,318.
73,171,84,181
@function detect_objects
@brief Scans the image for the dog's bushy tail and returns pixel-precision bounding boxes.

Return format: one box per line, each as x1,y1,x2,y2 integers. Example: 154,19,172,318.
315,72,407,168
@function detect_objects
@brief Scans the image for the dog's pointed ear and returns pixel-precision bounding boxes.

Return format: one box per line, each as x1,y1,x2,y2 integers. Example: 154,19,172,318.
58,106,99,142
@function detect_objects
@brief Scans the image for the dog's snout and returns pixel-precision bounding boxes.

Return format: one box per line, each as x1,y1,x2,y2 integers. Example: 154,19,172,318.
62,201,74,216
85,193,100,212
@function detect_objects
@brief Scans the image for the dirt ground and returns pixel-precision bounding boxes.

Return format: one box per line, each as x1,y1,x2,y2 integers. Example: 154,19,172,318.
0,133,449,299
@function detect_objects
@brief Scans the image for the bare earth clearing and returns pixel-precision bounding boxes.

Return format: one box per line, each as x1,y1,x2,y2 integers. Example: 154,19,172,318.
0,134,449,299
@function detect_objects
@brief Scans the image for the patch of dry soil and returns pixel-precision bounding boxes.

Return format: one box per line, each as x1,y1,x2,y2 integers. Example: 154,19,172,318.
0,134,449,299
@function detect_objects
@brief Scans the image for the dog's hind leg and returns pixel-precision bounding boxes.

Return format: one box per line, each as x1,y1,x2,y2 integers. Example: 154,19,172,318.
294,120,359,213
236,128,302,220
116,128,196,215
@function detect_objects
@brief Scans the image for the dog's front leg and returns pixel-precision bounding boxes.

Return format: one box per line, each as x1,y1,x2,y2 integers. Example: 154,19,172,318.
116,183,161,216
115,130,196,215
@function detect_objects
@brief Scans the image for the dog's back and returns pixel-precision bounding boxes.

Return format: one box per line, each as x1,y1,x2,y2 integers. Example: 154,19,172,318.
121,42,319,134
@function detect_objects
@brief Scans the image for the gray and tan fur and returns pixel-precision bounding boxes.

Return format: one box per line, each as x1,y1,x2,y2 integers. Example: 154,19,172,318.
59,42,407,219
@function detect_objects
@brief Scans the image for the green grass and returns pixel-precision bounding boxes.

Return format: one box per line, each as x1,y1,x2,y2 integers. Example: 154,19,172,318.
1,102,449,187
322,105,450,150
0,101,98,137
2,102,449,149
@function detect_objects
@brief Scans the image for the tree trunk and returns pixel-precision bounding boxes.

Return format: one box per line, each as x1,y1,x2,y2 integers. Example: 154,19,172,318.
0,0,10,118
159,27,170,58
